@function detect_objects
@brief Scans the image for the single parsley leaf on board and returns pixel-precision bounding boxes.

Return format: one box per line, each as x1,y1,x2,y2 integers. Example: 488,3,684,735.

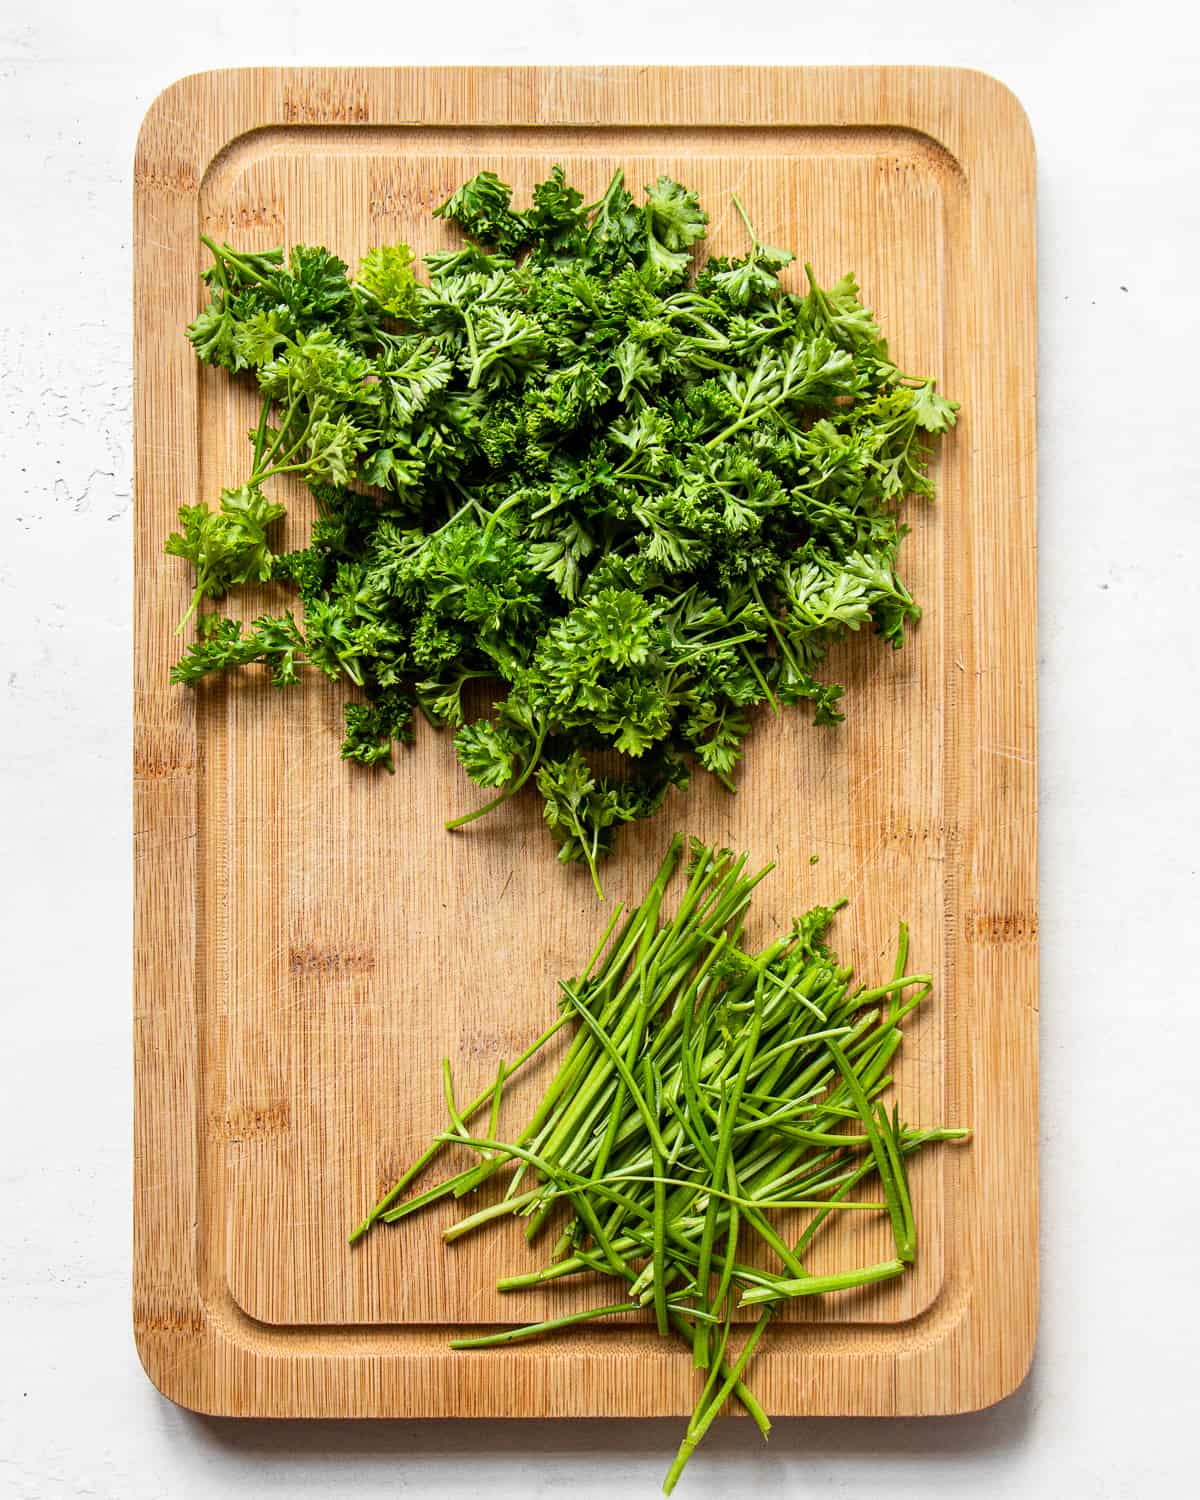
164,485,286,631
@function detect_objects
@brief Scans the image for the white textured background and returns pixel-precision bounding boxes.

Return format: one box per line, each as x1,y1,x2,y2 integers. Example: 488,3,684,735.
3,3,1198,1496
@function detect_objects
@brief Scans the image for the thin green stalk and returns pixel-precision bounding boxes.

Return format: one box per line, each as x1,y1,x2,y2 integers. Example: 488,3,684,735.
450,1300,639,1349
441,1188,543,1240
348,1008,572,1242
379,1165,486,1224
444,721,548,831
663,1311,772,1494
645,1054,670,1338
250,394,273,470
876,1102,916,1260
442,1059,470,1140
891,921,911,1020
826,1039,911,1261
740,1258,906,1307
588,1172,887,1217
739,644,780,715
666,1310,771,1439
693,976,765,1369
710,1155,741,1317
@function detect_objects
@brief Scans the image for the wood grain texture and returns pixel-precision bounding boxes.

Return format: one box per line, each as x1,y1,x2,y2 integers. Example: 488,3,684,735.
133,66,1037,1420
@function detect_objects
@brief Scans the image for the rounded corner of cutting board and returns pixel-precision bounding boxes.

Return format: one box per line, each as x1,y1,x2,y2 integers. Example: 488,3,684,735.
133,1306,223,1418
942,66,1038,171
952,1323,1039,1418
133,69,226,168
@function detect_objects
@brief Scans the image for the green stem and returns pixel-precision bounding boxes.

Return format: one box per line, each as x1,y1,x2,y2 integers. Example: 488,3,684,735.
693,976,764,1368
450,1300,639,1349
729,192,759,249
250,394,273,470
826,1039,911,1262
740,1258,906,1307
175,583,206,637
667,1311,770,1438
663,1311,772,1494
480,490,525,540
257,393,303,471
442,1188,542,1240
199,235,231,293
739,644,779,715
348,1009,572,1243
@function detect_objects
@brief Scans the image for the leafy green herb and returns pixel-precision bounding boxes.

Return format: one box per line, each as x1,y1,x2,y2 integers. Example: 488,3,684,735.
164,485,285,632
351,836,968,1491
167,171,957,886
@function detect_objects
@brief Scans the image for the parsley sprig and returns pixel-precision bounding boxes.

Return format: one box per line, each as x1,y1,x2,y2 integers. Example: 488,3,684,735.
167,168,957,889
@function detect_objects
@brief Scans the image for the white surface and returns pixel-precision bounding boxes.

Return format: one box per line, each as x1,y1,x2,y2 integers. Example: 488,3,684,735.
2,3,1198,1496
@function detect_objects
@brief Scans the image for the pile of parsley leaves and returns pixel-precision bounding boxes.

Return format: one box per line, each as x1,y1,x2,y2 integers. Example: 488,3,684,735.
167,166,957,893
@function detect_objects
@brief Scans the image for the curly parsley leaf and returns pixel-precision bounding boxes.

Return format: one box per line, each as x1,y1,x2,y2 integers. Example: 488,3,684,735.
358,244,421,321
164,485,286,631
166,166,958,884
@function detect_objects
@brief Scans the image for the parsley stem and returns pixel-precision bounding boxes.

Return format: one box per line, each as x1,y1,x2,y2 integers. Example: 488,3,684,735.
200,235,275,290
450,1300,639,1349
257,394,303,471
693,974,764,1368
175,585,206,636
479,491,525,540
666,1310,771,1438
728,192,760,249
663,1311,771,1494
440,1188,542,1240
348,1008,572,1243
461,306,483,387
250,395,273,470
356,839,966,1487
750,578,802,676
826,1039,911,1262
739,1257,906,1307
740,644,779,715
254,458,313,483
200,236,231,294
441,1058,470,1141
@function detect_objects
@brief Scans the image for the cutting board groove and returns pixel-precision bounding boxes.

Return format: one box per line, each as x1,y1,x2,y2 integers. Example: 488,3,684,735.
134,66,1037,1419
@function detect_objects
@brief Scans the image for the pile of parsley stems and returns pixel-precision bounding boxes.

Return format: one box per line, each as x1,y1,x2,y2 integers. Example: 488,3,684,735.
351,835,964,1493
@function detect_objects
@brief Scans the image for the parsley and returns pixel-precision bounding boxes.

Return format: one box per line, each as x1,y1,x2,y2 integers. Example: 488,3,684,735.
167,169,957,890
350,836,969,1491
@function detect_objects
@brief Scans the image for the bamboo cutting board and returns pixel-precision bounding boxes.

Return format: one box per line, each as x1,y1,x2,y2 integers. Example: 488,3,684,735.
133,67,1037,1420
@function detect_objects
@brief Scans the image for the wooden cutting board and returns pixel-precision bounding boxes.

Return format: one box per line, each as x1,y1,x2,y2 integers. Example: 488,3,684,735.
133,66,1037,1420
